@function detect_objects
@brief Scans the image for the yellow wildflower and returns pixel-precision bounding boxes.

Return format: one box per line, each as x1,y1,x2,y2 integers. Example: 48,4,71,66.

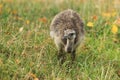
34,78,39,80
87,22,94,27
111,24,118,34
102,12,117,18
0,4,3,9
0,4,3,14
26,20,30,24
102,12,111,18
111,12,117,17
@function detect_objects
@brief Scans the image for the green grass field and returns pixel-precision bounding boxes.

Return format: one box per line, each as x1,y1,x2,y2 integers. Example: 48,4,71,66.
0,0,120,80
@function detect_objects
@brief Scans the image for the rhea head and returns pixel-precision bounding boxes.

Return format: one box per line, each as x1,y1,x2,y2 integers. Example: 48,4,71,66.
62,29,76,53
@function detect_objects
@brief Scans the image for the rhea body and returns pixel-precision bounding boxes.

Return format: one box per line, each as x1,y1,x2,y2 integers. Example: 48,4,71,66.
50,9,84,62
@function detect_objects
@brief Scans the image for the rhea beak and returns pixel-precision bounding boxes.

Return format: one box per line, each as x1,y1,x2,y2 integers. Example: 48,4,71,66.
66,47,72,53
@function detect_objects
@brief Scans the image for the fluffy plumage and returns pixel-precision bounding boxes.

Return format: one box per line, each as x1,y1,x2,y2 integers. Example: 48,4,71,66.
50,9,85,63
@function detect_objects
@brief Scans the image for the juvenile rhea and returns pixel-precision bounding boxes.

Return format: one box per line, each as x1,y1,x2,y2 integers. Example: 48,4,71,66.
50,9,84,63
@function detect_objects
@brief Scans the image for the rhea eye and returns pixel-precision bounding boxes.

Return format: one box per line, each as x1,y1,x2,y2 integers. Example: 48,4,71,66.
70,33,75,36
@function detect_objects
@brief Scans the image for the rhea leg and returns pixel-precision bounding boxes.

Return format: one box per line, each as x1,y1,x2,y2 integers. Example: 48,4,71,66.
57,47,66,64
71,50,76,62
54,37,65,64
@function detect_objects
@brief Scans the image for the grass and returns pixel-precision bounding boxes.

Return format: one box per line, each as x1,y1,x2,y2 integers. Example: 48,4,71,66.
0,0,120,80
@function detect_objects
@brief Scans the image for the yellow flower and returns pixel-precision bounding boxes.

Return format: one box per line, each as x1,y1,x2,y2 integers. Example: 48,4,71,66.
0,4,3,9
102,12,111,18
111,12,117,17
0,4,3,14
102,12,117,18
26,20,30,24
34,78,39,80
87,22,94,27
111,25,118,34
